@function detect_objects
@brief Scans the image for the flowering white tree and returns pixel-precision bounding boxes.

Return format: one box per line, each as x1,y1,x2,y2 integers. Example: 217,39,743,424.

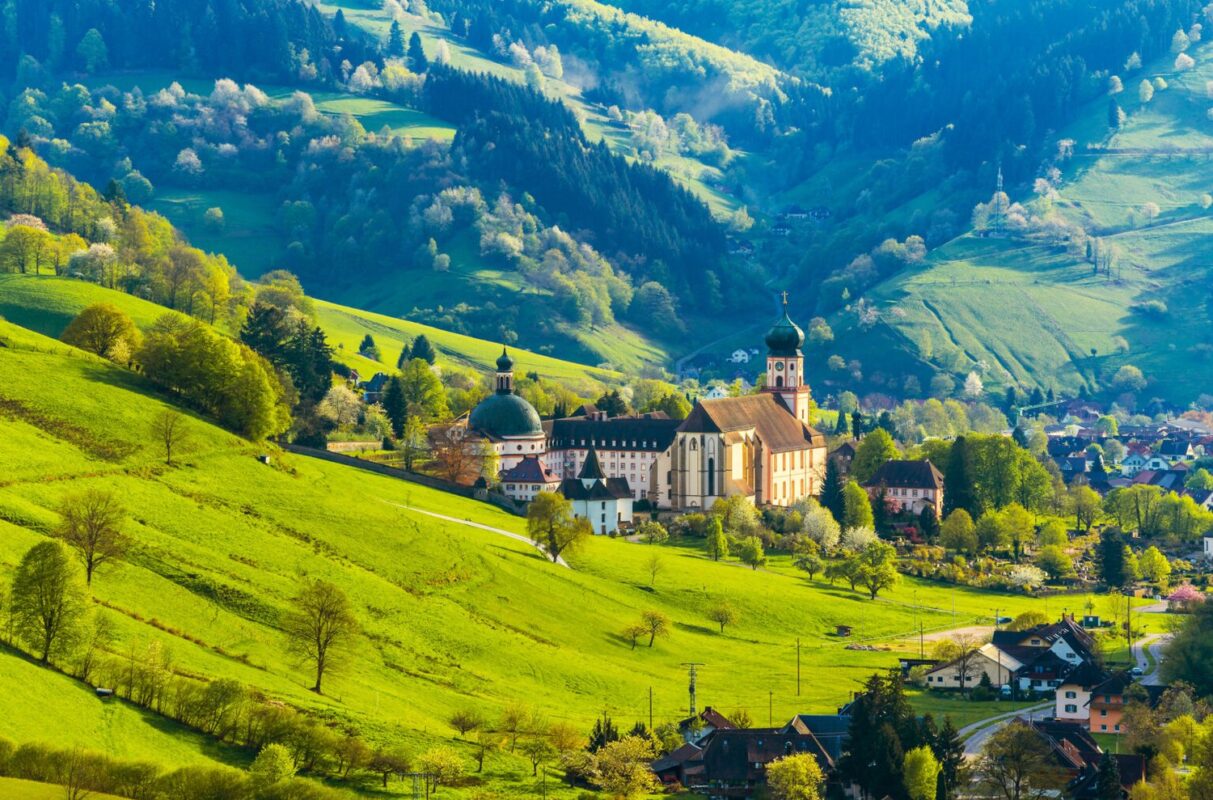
798,500,841,550
841,526,877,552
173,148,203,175
964,371,985,399
1009,565,1046,590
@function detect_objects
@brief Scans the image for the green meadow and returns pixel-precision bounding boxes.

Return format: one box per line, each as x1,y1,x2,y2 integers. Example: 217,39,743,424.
0,314,1094,795
0,274,620,393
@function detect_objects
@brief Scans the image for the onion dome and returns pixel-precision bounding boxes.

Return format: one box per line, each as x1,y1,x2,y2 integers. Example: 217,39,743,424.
496,347,515,372
764,296,804,356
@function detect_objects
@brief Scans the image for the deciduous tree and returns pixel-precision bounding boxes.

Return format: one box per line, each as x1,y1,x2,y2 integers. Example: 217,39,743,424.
526,492,590,562
11,541,88,664
60,303,140,362
56,488,126,586
282,579,358,694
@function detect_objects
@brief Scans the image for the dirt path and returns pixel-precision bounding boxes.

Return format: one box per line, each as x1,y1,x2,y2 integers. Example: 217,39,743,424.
382,501,570,568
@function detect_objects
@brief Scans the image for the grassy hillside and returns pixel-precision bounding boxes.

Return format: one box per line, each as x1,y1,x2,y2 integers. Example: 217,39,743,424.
0,314,1093,795
843,39,1213,403
0,274,621,393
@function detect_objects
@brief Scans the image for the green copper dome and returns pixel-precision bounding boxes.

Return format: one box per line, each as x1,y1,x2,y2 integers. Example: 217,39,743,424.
764,305,804,357
496,347,515,372
469,392,543,438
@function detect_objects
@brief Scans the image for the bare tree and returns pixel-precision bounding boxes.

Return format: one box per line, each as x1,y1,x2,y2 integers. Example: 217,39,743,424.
430,425,479,484
975,722,1067,800
282,579,358,694
449,708,485,738
950,633,985,696
151,408,189,465
57,489,127,586
646,554,664,587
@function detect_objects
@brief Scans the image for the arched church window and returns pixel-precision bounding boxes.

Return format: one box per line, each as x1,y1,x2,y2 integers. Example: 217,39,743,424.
776,376,784,387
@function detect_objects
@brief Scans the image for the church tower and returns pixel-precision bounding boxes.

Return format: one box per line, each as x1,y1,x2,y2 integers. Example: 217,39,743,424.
763,292,812,425
494,347,515,394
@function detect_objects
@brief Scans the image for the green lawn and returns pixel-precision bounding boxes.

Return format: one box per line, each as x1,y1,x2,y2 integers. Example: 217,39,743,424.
0,316,1085,795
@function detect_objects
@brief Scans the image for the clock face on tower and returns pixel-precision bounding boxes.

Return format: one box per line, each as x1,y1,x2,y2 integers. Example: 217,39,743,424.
775,361,784,370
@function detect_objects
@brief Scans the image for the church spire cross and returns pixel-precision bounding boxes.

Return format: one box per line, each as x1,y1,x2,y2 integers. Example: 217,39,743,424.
780,290,789,308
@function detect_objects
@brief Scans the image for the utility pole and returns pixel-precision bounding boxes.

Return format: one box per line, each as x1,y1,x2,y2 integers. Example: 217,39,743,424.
919,622,925,659
1127,594,1132,647
769,691,773,727
649,686,654,731
681,663,704,717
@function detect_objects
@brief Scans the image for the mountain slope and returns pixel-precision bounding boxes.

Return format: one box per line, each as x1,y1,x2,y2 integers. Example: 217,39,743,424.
0,314,1064,795
838,38,1213,403
0,275,621,392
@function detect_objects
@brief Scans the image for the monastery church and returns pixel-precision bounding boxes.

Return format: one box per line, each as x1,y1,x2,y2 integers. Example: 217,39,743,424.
462,298,828,524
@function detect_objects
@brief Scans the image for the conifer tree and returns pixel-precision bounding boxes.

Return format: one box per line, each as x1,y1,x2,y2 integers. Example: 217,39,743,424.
387,21,405,57
1094,752,1121,800
821,458,846,525
407,32,428,72
833,410,850,436
383,376,407,438
943,436,976,518
410,334,437,364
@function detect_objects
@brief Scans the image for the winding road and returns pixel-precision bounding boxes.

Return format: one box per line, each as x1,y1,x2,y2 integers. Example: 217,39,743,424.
960,626,1171,758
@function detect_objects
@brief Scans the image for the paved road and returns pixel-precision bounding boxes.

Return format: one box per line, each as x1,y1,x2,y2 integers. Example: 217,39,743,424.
960,701,1052,758
1132,633,1170,686
382,501,570,568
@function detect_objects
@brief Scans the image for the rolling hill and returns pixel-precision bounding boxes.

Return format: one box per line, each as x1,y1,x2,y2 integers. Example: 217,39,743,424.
0,311,1083,796
0,274,622,396
831,37,1213,404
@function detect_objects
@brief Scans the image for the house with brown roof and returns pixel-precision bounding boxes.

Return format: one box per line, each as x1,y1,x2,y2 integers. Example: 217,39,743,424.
498,455,561,503
862,459,945,518
651,299,827,510
654,713,842,798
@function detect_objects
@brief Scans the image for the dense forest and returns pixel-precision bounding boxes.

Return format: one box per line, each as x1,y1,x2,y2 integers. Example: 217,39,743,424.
0,0,373,84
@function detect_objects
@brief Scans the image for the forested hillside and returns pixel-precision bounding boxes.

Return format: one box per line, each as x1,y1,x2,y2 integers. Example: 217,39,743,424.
3,0,1211,399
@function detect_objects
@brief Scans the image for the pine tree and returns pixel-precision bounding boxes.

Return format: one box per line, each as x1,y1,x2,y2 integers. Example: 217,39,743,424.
943,436,976,518
1098,528,1127,588
387,20,405,57
407,32,428,72
396,341,412,369
383,377,407,438
851,411,865,436
588,714,619,753
933,717,965,800
821,458,845,525
410,334,437,364
1094,752,1121,800
833,410,850,436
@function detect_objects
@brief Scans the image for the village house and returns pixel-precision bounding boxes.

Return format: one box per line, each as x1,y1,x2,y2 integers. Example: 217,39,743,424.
654,710,845,799
1086,673,1165,735
498,456,561,503
926,618,1096,693
862,459,944,518
1011,718,1147,799
1054,662,1109,724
